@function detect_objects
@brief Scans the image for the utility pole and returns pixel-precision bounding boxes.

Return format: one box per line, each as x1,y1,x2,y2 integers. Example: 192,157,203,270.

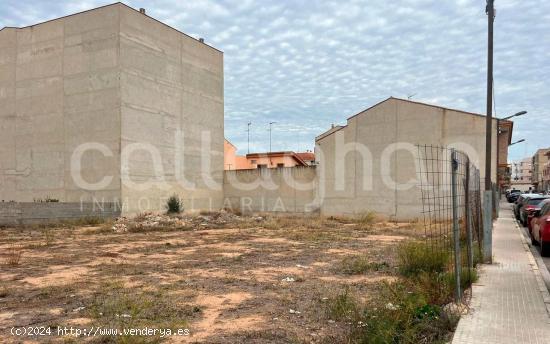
269,122,276,153
485,0,494,190
484,0,495,263
247,122,251,154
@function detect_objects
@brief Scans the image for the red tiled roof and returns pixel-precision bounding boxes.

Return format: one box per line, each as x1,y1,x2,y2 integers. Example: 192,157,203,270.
296,152,315,161
245,151,308,166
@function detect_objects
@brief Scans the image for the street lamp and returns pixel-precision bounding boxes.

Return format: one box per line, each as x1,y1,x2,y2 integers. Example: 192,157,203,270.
509,139,525,146
497,111,527,187
501,111,527,121
247,122,252,154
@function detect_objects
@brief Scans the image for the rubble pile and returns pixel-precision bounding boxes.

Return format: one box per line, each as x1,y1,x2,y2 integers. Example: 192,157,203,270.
111,210,252,233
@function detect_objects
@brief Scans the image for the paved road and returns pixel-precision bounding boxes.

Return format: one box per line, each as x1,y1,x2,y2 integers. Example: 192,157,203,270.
452,202,550,344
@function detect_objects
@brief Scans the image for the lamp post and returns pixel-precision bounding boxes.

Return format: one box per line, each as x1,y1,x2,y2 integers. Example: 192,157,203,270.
268,122,276,153
484,0,495,263
496,111,527,190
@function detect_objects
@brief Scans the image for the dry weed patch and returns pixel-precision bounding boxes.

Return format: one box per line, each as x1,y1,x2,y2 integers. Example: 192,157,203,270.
4,244,22,266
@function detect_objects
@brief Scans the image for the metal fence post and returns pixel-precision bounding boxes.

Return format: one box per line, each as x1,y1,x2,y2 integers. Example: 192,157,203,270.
451,149,462,302
465,159,474,271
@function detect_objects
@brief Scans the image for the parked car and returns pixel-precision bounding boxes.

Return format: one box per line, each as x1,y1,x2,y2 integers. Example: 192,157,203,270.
506,189,521,196
514,194,533,220
514,194,543,220
528,199,550,234
506,190,522,203
530,201,550,256
520,196,550,227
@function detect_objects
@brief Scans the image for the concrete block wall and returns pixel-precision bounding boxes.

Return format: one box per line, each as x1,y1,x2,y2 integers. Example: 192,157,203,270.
0,202,120,225
118,5,224,213
0,202,19,225
223,167,318,213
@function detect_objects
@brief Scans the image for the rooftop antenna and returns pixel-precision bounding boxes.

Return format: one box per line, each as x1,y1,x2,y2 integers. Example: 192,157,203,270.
246,122,252,154
407,93,416,100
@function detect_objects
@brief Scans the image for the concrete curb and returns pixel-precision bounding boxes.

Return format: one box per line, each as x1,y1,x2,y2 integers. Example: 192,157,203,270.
515,221,550,320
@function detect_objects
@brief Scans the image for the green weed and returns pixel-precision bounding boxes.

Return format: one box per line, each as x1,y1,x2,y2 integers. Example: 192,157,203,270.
166,195,183,214
397,241,450,276
339,255,389,275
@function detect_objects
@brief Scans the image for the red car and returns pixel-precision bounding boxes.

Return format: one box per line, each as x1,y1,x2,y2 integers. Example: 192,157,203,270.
531,200,550,256
527,199,550,234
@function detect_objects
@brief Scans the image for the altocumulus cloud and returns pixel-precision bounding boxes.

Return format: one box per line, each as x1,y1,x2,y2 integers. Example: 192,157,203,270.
1,0,548,158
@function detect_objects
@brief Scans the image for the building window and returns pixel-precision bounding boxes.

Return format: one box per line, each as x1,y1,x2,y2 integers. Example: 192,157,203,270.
257,164,267,169
277,163,284,168
251,159,257,164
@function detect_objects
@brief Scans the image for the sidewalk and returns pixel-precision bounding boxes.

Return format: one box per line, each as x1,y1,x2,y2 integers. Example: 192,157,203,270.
452,202,550,344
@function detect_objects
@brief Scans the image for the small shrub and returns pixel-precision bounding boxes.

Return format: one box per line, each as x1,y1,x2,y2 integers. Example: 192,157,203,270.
324,288,360,322
339,256,388,275
397,241,450,276
166,195,183,214
354,282,457,344
5,245,22,266
44,229,55,246
408,271,454,305
445,267,479,292
465,267,479,286
356,211,377,230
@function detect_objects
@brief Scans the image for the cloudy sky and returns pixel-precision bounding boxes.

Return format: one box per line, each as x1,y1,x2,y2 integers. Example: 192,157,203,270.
1,0,548,160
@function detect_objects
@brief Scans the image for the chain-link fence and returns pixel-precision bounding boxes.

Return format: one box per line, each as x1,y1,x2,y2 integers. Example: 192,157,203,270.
416,145,483,302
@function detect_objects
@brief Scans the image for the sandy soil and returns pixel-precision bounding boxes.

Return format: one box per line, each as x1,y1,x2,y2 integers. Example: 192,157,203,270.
0,213,421,343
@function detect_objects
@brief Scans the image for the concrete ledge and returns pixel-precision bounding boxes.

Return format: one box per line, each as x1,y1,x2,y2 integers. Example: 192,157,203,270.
0,202,120,225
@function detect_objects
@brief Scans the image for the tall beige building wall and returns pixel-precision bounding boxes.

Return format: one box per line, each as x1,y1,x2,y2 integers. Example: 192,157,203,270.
531,148,550,189
0,4,224,213
0,5,121,203
117,5,224,212
316,98,499,220
0,28,18,202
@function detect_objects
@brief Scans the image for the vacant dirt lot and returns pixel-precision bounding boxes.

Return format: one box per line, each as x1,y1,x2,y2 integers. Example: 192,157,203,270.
0,212,422,343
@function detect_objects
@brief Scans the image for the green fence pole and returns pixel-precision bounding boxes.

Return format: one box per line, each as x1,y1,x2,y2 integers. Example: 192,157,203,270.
451,149,462,302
